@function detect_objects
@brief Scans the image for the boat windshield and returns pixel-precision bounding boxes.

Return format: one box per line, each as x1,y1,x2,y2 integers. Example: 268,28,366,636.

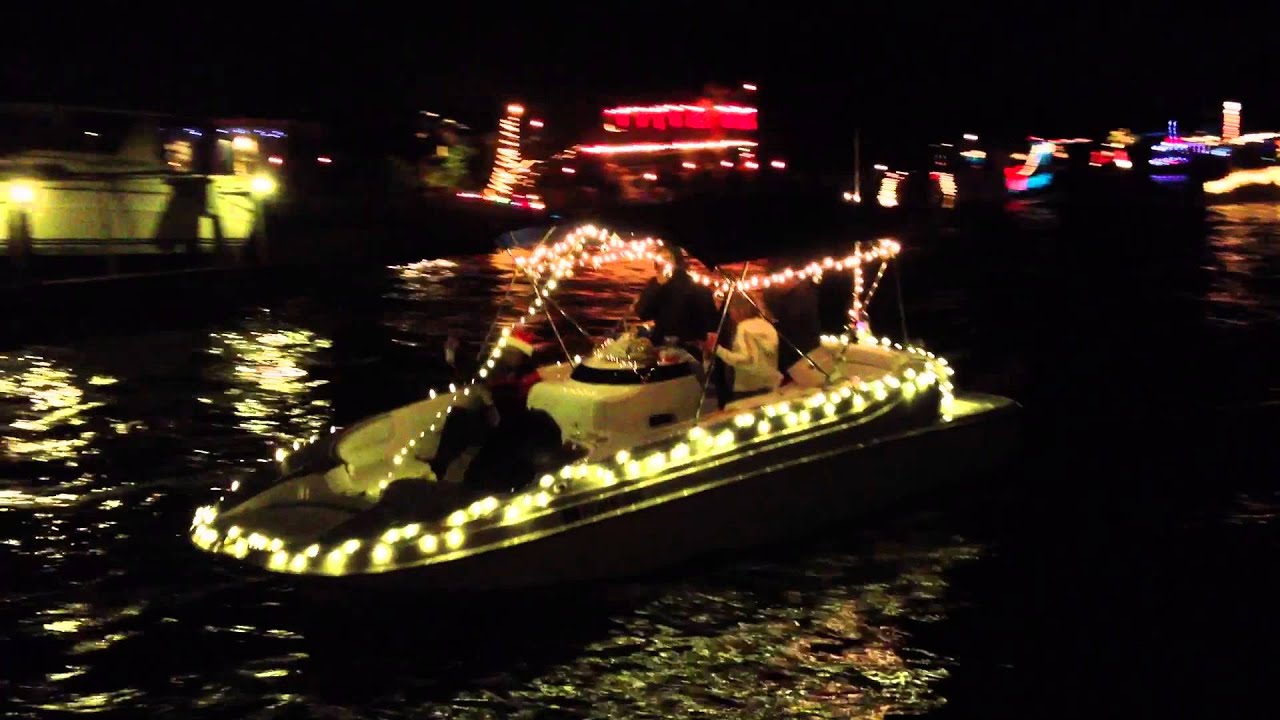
570,361,693,385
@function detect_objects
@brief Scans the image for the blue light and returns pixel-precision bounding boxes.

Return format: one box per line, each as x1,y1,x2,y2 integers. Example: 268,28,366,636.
1149,156,1189,166
1210,148,1232,157
1151,174,1189,184
1024,172,1053,191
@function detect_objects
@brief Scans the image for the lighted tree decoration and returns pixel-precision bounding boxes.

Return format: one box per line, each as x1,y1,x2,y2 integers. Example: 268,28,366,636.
1222,101,1241,142
484,103,526,200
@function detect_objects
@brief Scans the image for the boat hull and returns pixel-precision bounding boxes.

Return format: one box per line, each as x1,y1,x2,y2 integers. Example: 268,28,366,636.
270,392,1019,593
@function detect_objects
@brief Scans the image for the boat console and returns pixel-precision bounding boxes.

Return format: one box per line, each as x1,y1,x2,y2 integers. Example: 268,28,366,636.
528,333,704,452
526,332,918,457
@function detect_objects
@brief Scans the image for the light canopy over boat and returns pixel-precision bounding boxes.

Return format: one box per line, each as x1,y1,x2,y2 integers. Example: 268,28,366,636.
189,223,1014,587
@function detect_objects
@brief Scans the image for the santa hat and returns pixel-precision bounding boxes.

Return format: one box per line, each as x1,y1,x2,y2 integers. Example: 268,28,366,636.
505,326,536,356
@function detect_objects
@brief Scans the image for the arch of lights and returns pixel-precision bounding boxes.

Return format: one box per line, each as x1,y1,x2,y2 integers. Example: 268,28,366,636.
190,225,955,576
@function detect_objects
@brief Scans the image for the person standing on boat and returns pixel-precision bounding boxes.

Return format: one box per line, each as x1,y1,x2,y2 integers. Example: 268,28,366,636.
765,280,821,371
764,280,834,387
633,246,719,355
713,293,783,403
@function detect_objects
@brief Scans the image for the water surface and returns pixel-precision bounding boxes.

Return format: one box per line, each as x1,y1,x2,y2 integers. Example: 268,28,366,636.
2,204,1277,718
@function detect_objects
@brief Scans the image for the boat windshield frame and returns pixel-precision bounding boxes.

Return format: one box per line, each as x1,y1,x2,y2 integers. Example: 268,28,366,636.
570,360,694,385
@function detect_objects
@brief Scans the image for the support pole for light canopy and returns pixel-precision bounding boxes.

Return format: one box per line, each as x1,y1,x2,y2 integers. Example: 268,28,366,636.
717,268,833,384
481,226,558,363
694,262,749,422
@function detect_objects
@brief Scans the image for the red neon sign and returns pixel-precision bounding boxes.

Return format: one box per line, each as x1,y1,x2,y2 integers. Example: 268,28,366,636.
603,104,758,132
577,139,758,155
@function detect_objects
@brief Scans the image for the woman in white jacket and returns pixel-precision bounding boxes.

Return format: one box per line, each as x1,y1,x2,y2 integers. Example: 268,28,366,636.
713,293,783,403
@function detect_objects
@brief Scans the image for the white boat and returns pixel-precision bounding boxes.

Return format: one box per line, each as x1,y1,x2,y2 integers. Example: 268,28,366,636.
188,224,1018,590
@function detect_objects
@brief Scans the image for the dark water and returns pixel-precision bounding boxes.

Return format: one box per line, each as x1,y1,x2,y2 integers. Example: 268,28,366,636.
2,203,1278,718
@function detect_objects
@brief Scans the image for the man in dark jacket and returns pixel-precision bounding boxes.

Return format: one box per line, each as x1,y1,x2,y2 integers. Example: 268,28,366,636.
765,280,822,375
633,246,720,352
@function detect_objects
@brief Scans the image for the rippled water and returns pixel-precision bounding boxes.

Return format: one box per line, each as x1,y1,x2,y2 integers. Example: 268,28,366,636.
2,204,1278,718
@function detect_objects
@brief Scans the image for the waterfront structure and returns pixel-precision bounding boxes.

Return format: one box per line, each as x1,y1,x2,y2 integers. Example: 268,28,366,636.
539,83,784,207
1,105,274,267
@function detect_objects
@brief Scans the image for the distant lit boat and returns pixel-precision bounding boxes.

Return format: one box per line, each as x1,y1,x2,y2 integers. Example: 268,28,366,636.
1203,166,1280,202
188,225,1018,590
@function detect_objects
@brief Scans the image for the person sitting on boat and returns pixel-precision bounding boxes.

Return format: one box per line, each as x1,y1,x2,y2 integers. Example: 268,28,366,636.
464,328,572,494
426,326,547,485
486,326,543,419
711,293,783,404
632,246,719,355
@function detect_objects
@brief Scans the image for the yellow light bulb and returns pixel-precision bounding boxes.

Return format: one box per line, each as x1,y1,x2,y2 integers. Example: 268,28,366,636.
9,180,35,204
269,550,289,570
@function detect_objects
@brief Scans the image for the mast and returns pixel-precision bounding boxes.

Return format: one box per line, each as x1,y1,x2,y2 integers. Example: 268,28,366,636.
852,129,862,203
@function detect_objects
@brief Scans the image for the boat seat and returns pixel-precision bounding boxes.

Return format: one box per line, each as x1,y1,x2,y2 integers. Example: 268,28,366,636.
227,503,357,545
377,477,477,524
786,346,841,388
463,409,575,494
428,404,495,481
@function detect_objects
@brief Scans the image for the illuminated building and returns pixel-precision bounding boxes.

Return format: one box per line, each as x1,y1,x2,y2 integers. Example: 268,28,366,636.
538,83,777,207
1222,101,1241,142
179,120,290,175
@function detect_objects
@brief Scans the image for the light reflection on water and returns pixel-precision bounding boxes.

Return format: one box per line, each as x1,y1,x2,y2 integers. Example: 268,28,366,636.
205,319,333,444
6,531,977,719
1204,203,1280,326
0,353,113,465
494,541,980,719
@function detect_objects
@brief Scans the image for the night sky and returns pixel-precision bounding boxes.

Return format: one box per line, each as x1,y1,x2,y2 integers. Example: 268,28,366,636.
7,6,1277,170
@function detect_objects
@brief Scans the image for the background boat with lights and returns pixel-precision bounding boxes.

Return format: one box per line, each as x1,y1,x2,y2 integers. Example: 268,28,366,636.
188,225,1019,590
